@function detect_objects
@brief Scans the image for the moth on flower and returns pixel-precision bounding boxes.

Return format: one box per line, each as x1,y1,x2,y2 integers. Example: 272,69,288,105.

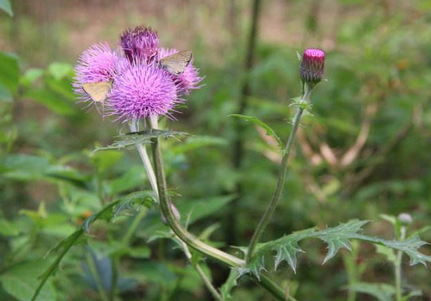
73,26,202,121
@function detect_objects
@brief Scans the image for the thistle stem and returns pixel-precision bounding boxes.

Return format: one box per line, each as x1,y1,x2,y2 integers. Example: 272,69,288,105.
130,119,159,199
395,226,406,301
146,118,288,300
180,240,223,301
246,86,311,263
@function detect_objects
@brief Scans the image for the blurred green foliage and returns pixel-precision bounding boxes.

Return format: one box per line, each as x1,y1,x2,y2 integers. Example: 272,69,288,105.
1,0,431,300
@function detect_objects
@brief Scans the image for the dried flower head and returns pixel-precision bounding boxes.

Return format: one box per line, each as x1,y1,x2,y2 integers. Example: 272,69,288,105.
300,48,325,85
73,43,119,102
120,26,159,63
159,48,203,95
108,62,180,121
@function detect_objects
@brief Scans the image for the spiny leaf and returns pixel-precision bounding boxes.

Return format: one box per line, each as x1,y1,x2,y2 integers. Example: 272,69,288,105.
31,191,155,301
315,220,369,264
126,129,188,140
349,283,396,301
241,220,431,278
92,129,188,154
220,269,239,301
229,114,283,149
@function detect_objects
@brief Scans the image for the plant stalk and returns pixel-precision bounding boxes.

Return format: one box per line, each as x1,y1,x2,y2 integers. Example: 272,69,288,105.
395,226,406,301
147,120,288,300
246,86,312,262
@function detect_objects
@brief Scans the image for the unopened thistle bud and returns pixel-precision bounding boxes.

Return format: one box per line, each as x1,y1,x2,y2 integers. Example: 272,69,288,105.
300,48,325,85
398,213,413,225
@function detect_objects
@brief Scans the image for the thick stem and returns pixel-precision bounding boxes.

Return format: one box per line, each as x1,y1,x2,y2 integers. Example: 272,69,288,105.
246,88,311,262
147,119,287,300
149,131,243,267
130,119,159,198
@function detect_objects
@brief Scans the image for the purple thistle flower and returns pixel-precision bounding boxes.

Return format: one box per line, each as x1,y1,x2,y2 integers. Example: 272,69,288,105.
120,26,159,63
159,48,203,95
300,48,325,85
73,43,119,102
108,62,180,121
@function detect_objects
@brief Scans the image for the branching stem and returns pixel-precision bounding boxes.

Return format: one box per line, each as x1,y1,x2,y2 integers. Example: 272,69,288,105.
246,85,312,262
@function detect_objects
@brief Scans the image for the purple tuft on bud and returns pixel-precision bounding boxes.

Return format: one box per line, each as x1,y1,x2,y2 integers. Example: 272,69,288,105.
120,26,159,63
300,48,325,85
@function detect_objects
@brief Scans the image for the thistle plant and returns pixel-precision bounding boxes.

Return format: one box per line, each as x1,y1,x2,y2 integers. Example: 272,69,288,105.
31,28,431,301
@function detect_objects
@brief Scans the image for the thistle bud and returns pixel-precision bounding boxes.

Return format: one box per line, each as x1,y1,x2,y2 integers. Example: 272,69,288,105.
300,48,325,85
398,213,413,225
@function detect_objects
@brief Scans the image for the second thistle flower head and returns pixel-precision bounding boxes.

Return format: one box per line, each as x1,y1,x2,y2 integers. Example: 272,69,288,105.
120,26,159,63
300,48,325,85
108,61,180,121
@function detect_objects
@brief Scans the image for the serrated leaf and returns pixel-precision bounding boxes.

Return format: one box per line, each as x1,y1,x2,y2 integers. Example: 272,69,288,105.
315,220,369,264
242,220,431,278
229,114,283,149
126,129,189,140
349,283,396,301
0,0,13,16
31,191,155,301
220,269,239,301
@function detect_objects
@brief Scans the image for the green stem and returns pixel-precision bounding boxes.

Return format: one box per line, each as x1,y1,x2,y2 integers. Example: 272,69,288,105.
395,226,406,301
148,119,287,301
180,240,223,301
86,251,109,301
110,256,119,301
149,130,243,267
246,87,311,262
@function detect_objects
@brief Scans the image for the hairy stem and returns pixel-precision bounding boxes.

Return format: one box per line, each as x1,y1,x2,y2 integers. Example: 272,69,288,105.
246,87,312,262
147,119,287,300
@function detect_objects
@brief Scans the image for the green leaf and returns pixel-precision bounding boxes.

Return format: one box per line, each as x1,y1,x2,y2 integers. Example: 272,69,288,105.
349,283,395,301
126,129,189,140
0,0,13,16
0,52,19,93
315,220,370,264
178,195,236,224
31,191,156,301
1,261,57,301
375,245,397,263
0,218,20,237
47,62,73,80
171,136,227,154
0,82,12,102
220,269,239,300
24,88,77,116
242,220,431,278
229,114,283,149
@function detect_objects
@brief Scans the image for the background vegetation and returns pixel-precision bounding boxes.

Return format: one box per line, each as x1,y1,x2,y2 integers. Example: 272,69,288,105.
1,0,431,300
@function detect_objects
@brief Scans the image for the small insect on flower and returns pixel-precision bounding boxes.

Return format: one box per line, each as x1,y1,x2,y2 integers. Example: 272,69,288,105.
82,82,112,103
300,48,325,85
159,50,193,75
73,43,119,104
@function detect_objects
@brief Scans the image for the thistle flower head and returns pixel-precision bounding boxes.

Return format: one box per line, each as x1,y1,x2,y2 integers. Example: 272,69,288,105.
159,48,203,95
108,62,180,121
73,43,119,102
300,48,325,85
120,26,159,63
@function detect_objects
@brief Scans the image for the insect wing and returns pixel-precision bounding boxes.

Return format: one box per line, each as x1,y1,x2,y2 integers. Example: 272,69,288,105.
83,82,112,102
160,50,193,75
